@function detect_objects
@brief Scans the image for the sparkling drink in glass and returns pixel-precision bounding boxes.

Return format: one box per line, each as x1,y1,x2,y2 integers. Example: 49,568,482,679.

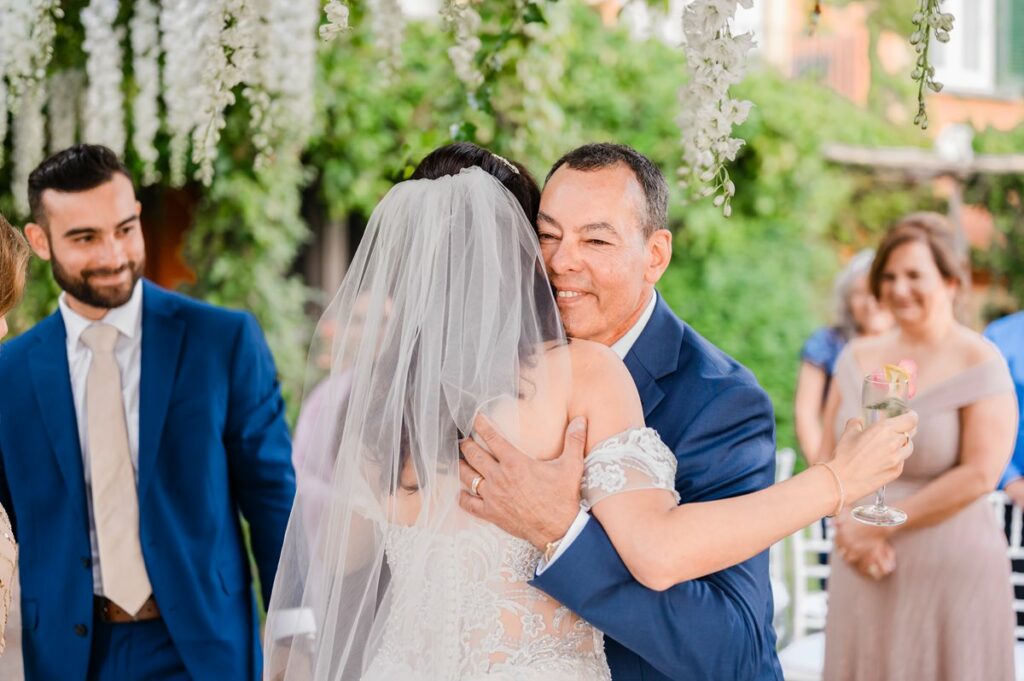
851,373,909,527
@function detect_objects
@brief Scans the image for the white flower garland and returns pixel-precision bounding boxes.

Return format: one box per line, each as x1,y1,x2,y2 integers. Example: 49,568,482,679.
0,0,62,164
190,0,257,186
368,0,406,79
47,70,85,154
320,0,351,41
442,0,485,92
0,80,7,168
247,0,319,169
11,83,46,216
81,0,127,157
677,0,755,217
130,0,162,185
160,0,205,185
909,0,954,130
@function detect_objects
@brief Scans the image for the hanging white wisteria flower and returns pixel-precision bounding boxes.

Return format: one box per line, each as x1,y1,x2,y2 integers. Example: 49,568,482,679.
130,0,163,185
909,0,953,130
47,70,85,154
442,0,485,92
81,0,127,157
677,0,755,217
0,0,63,163
11,84,46,216
320,0,351,41
189,0,260,186
160,0,208,186
246,0,319,169
368,0,406,79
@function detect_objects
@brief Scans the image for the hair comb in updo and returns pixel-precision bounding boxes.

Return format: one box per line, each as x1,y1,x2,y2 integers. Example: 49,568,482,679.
491,153,520,175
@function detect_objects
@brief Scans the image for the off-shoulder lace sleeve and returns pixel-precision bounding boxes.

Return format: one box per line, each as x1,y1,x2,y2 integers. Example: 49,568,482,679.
0,504,15,655
581,428,680,510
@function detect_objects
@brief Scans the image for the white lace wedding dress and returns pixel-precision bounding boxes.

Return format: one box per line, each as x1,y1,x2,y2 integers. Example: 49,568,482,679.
362,427,680,681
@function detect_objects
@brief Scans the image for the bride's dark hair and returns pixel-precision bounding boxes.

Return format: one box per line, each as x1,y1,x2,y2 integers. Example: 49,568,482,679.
412,142,541,224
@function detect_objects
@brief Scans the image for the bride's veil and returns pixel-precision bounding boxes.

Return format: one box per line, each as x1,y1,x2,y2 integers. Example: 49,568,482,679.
264,166,566,680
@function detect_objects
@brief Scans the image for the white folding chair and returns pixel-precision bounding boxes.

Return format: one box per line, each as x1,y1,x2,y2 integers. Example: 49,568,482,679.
771,449,797,643
988,491,1024,681
777,514,832,681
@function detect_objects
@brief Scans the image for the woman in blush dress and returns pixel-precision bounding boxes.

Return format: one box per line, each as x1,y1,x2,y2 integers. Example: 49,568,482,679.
820,212,1018,681
0,214,29,653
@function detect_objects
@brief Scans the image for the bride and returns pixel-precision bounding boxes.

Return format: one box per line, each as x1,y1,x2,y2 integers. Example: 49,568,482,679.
264,143,915,680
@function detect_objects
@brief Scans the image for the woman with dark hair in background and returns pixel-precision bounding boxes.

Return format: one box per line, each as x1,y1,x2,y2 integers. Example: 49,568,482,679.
0,215,30,653
820,212,1018,681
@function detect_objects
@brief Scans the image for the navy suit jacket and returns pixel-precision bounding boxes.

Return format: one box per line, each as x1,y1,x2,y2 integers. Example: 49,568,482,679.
533,294,783,681
0,281,296,681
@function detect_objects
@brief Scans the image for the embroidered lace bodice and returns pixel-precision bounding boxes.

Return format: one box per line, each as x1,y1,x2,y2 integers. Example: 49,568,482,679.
363,427,678,680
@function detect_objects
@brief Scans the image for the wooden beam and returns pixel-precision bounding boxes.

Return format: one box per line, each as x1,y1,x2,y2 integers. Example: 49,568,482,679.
822,142,1024,178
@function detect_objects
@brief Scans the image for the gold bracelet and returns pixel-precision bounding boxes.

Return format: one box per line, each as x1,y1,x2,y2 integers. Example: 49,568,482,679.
814,461,845,518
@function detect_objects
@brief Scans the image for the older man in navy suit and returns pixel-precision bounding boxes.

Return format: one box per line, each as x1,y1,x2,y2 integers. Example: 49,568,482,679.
459,143,782,681
0,145,295,680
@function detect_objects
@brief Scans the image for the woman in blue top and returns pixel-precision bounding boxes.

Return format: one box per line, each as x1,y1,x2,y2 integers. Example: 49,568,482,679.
796,249,892,463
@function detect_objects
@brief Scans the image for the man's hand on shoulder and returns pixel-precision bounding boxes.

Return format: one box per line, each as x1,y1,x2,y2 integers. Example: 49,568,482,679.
458,415,587,550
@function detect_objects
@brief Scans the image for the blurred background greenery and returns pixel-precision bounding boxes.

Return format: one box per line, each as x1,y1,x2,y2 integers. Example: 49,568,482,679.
3,0,1022,457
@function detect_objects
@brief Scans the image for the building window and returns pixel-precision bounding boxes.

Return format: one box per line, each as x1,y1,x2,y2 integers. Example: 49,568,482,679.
932,0,996,95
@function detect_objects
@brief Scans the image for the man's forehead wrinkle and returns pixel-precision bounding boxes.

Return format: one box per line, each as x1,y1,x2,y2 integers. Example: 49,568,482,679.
579,222,618,235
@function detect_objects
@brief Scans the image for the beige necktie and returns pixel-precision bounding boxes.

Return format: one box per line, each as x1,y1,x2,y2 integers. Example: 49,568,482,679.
81,324,152,615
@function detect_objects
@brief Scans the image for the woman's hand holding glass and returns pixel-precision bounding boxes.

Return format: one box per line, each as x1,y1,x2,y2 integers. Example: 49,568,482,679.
827,409,917,507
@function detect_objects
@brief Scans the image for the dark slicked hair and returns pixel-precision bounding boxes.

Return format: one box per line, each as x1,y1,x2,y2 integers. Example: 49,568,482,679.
412,142,541,224
546,143,668,238
28,144,133,227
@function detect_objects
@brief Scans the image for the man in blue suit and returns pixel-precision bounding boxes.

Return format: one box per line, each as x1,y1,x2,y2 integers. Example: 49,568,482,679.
0,144,295,680
985,311,1024,503
985,310,1024,628
460,143,782,680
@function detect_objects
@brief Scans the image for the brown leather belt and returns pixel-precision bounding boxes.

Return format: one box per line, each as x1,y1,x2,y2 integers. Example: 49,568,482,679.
94,595,161,623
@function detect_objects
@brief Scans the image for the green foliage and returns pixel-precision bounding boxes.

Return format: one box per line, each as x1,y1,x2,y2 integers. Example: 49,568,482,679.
967,126,1024,316
3,0,964,453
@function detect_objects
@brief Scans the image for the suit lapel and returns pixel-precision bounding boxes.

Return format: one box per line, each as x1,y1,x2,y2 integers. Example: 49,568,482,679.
29,312,89,525
624,353,665,419
623,293,685,419
138,283,185,503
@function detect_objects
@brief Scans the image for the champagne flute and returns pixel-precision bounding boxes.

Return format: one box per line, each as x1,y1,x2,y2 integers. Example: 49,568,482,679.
851,372,909,526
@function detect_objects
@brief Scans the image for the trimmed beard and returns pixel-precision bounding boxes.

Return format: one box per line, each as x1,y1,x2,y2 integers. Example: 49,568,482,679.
51,253,145,310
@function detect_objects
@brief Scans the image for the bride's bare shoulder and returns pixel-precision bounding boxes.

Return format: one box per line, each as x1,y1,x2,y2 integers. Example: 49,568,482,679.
544,339,626,378
544,340,636,404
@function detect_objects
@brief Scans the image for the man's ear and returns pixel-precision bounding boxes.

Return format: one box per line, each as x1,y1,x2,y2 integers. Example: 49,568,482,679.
644,228,673,285
24,223,52,261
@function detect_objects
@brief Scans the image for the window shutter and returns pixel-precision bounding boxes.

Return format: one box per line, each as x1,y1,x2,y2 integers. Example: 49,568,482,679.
998,0,1024,89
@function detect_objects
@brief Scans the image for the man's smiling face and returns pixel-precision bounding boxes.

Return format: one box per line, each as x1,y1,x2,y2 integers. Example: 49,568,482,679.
537,163,670,345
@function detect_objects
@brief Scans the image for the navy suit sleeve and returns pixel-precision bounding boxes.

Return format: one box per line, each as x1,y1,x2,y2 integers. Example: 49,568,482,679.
532,384,779,681
224,313,296,606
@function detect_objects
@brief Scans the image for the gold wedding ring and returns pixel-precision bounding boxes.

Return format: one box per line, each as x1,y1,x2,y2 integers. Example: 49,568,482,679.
470,475,484,498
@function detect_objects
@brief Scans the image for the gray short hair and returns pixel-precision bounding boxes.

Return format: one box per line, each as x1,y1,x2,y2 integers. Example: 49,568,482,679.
833,249,875,338
546,143,668,239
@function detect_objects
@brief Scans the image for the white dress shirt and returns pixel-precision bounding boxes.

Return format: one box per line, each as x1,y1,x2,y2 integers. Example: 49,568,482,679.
537,291,658,574
58,281,144,595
